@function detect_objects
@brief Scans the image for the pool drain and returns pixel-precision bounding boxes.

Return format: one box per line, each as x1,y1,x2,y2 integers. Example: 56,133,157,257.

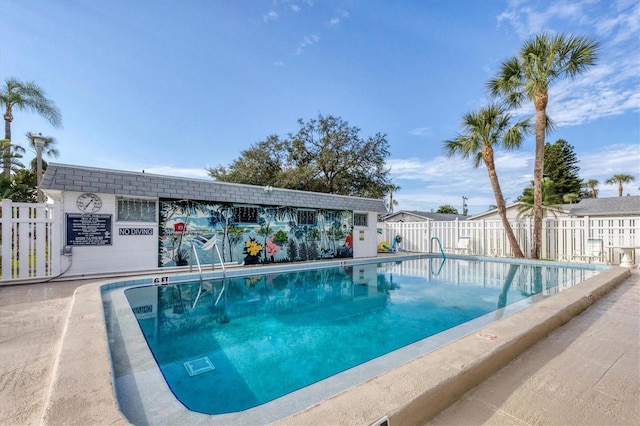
184,357,216,376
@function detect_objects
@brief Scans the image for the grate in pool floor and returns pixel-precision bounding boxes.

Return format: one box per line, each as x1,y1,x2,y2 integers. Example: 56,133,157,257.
184,357,216,376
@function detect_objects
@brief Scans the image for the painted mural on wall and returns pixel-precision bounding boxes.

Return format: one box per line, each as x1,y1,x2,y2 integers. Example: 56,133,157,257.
158,199,354,267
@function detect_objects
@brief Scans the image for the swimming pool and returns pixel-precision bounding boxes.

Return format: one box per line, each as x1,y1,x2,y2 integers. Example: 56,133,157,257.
103,255,604,423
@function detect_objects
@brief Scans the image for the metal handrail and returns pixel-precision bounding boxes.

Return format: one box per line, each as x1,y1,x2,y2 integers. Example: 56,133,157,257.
189,245,203,281
215,278,226,306
431,237,446,260
209,237,226,305
191,237,227,309
190,245,204,309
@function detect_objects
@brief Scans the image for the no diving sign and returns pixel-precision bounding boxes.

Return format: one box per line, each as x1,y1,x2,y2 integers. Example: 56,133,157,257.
119,227,154,236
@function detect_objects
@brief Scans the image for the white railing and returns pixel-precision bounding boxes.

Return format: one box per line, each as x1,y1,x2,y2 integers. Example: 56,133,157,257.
1,199,61,282
379,216,639,264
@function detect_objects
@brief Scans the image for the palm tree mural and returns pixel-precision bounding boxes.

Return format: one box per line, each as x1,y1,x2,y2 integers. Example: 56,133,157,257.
318,209,338,257
160,199,207,265
207,202,234,261
225,224,245,262
605,174,635,197
258,205,302,263
1,78,62,176
488,33,600,259
444,103,530,258
585,179,599,198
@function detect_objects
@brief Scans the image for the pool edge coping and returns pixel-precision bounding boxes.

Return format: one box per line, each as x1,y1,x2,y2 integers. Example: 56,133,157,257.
275,265,632,425
40,262,631,426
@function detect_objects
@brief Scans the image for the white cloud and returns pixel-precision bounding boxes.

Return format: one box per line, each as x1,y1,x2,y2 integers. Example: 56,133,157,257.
294,34,320,55
494,0,640,128
409,127,432,137
578,144,640,197
389,142,640,212
497,0,593,38
328,10,349,26
264,11,279,22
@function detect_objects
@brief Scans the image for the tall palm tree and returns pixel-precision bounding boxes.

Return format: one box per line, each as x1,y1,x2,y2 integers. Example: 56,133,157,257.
1,78,62,176
605,174,635,197
585,179,599,198
487,33,600,259
444,103,531,258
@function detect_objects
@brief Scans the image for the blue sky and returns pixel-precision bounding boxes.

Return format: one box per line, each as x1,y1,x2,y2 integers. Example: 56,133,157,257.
1,0,638,214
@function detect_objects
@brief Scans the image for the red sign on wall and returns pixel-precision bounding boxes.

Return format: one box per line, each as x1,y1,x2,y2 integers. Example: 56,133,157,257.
174,222,186,233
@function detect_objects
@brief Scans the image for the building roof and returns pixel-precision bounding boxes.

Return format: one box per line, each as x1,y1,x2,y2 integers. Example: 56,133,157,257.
468,197,640,220
381,210,468,222
468,202,532,220
40,163,388,213
563,196,640,217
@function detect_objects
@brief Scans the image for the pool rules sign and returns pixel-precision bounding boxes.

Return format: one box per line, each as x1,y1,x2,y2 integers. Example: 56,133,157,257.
66,213,112,246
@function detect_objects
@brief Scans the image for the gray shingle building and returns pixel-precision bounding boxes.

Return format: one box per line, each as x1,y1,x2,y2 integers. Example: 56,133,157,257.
563,196,640,217
41,163,388,213
40,163,387,276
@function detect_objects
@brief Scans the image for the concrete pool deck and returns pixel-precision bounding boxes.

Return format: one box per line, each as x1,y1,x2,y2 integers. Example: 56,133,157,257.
0,265,638,425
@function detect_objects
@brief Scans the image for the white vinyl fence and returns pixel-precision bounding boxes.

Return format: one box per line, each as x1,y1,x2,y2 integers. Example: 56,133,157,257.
1,197,638,283
379,216,639,264
1,199,61,282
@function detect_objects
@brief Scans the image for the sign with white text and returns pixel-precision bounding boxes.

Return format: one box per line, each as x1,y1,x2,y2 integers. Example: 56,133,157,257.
66,214,113,246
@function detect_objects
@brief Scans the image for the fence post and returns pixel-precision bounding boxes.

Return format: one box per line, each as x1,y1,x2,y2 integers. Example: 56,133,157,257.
455,218,459,242
50,201,63,276
584,215,591,239
1,199,12,280
481,219,486,256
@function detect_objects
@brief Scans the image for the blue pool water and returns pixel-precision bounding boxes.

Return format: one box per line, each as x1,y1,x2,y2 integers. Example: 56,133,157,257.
123,256,598,415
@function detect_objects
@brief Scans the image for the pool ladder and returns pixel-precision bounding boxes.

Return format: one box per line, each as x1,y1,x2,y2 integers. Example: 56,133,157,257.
191,238,227,309
431,237,446,259
430,237,447,276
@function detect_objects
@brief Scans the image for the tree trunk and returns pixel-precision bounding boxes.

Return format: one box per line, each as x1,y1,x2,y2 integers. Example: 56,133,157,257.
3,105,12,176
483,146,525,258
531,93,548,260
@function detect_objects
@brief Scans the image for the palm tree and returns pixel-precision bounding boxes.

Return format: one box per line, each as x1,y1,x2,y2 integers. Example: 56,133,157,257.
605,174,635,197
585,179,599,198
0,138,24,176
444,103,531,258
487,33,600,259
562,193,579,204
517,177,563,218
384,184,401,214
1,78,62,176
